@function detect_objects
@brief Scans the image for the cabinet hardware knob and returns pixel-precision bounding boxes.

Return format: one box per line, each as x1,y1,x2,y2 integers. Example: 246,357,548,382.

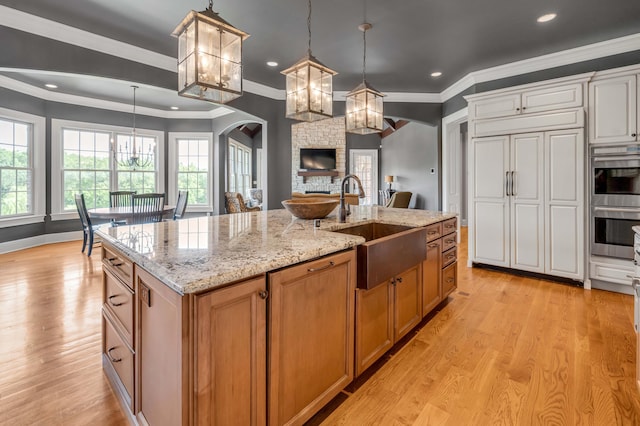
396,277,403,283
633,133,637,137
107,347,122,363
258,290,268,300
516,107,520,111
522,106,526,110
307,261,335,273
108,295,124,307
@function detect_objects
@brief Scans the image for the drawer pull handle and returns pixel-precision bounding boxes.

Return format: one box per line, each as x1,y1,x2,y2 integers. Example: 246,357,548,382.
446,278,454,283
308,261,335,273
108,295,124,307
108,258,123,267
427,243,439,248
446,239,454,244
427,231,438,235
258,290,268,300
445,224,455,228
107,347,122,363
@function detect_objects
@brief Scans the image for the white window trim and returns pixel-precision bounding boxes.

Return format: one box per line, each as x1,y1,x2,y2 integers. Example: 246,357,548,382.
0,107,46,228
50,118,165,221
168,132,213,213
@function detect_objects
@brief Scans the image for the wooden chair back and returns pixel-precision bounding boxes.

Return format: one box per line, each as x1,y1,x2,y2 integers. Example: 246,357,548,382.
130,193,165,224
110,191,136,207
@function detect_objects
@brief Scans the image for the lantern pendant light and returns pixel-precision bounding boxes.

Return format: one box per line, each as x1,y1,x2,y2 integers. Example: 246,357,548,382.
281,0,337,122
172,0,249,104
345,23,384,134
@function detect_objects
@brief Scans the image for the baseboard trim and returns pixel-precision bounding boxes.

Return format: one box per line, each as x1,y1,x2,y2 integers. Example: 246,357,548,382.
471,262,584,287
0,231,83,254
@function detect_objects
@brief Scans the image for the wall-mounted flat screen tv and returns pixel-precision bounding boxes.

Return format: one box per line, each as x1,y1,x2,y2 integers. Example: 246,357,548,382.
300,148,337,170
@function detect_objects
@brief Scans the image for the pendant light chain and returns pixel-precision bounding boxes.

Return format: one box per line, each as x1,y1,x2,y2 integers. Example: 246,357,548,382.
307,0,312,56
208,0,213,10
132,85,137,136
362,27,367,81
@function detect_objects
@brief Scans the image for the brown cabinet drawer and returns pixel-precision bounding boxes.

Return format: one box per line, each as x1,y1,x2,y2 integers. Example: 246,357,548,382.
104,268,134,347
442,232,457,252
425,222,442,242
442,218,457,236
442,262,457,298
442,247,457,267
104,312,134,409
102,244,133,289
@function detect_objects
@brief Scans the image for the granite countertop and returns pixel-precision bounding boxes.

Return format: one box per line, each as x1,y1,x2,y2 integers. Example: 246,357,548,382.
96,206,456,295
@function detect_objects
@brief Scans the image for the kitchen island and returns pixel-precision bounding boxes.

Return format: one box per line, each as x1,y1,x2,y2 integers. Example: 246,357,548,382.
97,206,457,425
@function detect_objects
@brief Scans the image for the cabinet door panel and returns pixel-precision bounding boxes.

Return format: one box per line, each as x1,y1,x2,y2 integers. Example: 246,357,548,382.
545,129,584,279
195,277,267,426
355,282,394,377
422,239,442,316
473,136,509,199
474,202,509,266
589,75,637,143
135,267,189,426
521,83,583,114
394,264,422,342
471,93,521,120
510,133,544,273
269,250,356,426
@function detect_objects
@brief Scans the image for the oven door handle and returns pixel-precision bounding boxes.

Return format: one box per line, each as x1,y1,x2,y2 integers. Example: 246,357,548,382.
593,206,640,214
593,155,640,162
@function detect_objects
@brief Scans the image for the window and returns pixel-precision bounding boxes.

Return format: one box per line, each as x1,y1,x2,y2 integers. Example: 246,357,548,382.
228,138,251,197
168,133,212,212
51,119,164,221
0,118,32,216
0,108,45,228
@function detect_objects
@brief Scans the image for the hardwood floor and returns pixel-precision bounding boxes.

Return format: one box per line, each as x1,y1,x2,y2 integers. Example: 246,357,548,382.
1,230,639,425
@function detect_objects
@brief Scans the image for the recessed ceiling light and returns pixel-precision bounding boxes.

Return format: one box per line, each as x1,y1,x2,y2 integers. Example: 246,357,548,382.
430,71,442,78
537,13,556,23
266,61,278,67
45,83,58,89
170,106,179,110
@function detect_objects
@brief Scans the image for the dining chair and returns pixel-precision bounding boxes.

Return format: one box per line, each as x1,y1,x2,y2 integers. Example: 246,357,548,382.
110,191,136,207
75,193,102,256
173,190,189,220
130,193,166,224
109,191,136,225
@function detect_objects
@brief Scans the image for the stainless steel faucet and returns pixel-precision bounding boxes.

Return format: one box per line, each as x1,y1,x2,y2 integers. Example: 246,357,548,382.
339,174,366,223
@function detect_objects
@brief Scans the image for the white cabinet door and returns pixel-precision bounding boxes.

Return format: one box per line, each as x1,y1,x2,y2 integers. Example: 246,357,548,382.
510,133,545,273
472,135,510,266
545,129,584,279
521,83,583,114
589,75,637,144
470,93,521,120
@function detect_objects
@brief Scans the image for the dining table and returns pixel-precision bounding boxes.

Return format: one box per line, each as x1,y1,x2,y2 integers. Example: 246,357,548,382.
88,205,175,222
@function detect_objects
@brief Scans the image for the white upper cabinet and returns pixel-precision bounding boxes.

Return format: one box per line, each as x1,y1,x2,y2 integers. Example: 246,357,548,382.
469,82,583,120
589,74,638,144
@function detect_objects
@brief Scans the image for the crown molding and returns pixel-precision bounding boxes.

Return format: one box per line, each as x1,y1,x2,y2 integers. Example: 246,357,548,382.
0,74,234,119
440,33,640,102
1,5,640,105
0,5,176,72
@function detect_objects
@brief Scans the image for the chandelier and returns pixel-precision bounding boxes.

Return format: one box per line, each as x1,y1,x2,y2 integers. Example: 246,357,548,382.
172,0,249,104
113,86,154,170
345,23,384,134
281,0,337,122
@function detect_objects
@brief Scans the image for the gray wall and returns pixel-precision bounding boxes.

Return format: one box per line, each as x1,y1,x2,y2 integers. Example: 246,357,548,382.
381,122,439,210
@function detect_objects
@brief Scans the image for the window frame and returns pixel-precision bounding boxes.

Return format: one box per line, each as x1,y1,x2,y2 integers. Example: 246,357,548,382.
0,107,45,228
168,132,213,214
51,119,165,221
228,137,252,198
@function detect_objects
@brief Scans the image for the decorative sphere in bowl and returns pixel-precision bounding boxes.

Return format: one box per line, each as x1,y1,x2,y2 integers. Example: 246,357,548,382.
281,199,339,220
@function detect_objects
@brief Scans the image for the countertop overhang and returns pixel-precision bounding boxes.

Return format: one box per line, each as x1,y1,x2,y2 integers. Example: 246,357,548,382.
96,206,456,294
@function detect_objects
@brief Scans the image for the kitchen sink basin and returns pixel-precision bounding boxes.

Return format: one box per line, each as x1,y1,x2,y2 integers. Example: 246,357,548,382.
332,222,427,289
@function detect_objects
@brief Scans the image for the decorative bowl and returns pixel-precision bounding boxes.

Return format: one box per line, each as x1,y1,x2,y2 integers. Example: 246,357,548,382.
281,198,339,220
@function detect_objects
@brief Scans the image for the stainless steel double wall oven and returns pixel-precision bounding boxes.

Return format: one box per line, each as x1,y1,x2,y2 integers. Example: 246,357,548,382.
591,143,640,259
